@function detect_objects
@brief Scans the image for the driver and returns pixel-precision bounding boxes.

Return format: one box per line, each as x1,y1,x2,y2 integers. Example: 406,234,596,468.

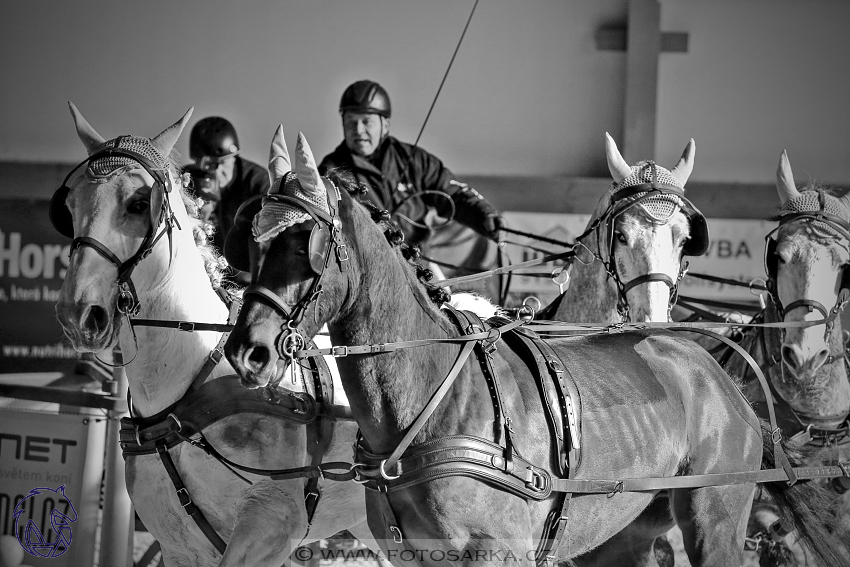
318,80,503,247
185,116,269,283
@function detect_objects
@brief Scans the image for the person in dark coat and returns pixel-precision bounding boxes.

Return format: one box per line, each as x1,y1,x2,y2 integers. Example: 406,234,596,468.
318,80,503,248
185,116,269,284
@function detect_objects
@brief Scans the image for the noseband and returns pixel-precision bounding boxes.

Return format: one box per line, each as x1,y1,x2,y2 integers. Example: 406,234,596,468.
242,184,349,379
51,139,180,316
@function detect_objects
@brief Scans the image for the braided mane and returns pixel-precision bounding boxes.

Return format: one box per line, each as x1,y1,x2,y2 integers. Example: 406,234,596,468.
327,170,449,306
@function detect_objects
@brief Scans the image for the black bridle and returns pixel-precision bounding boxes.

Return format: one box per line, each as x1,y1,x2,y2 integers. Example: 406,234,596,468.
242,184,350,380
53,141,180,317
588,162,695,321
763,193,850,352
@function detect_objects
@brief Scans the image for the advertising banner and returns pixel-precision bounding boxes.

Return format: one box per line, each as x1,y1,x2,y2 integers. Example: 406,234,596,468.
0,406,105,567
501,211,773,309
0,199,76,374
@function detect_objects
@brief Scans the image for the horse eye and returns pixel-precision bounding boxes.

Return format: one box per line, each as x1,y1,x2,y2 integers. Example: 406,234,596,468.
127,200,149,215
614,231,627,245
295,246,308,256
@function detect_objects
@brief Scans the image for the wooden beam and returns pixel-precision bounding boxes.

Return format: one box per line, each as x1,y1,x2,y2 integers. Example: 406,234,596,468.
596,28,688,53
623,0,661,163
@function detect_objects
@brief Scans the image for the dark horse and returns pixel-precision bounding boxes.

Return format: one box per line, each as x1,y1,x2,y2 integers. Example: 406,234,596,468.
224,128,844,567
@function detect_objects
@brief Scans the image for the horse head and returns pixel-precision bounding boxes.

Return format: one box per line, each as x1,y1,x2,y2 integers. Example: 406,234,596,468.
573,134,707,322
225,126,357,388
767,150,850,424
54,103,198,352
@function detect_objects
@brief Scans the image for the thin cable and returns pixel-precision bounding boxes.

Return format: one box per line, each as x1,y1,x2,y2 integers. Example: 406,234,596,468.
413,0,480,147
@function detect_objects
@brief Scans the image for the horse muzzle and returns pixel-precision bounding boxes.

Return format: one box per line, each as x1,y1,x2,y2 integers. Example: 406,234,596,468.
55,300,119,352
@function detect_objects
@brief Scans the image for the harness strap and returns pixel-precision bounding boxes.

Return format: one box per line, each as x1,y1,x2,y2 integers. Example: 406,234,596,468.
155,442,227,555
190,293,242,392
383,340,477,473
668,326,798,485
446,309,513,448
548,464,848,494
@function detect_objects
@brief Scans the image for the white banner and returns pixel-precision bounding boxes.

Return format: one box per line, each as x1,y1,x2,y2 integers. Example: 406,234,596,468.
501,212,773,308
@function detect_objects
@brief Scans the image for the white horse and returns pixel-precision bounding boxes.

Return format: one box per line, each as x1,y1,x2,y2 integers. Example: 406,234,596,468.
541,133,707,325
53,104,377,567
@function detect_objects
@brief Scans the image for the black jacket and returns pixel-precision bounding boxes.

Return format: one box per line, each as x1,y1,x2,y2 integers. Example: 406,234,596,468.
318,136,498,245
209,157,269,252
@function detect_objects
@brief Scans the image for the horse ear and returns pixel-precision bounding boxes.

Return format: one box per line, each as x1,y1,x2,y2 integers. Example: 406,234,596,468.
151,107,194,159
268,124,291,189
68,101,105,155
669,138,695,187
605,133,632,183
294,132,325,198
775,150,801,205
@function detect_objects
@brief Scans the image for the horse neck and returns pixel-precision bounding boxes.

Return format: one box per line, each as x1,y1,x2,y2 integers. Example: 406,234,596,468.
554,234,620,323
329,216,455,453
764,295,850,424
119,235,233,417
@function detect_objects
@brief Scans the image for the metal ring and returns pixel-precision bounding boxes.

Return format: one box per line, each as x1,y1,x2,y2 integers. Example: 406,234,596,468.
522,296,542,312
379,459,401,480
279,331,305,358
749,278,767,296
573,241,595,265
486,326,503,343
167,413,183,432
346,462,369,484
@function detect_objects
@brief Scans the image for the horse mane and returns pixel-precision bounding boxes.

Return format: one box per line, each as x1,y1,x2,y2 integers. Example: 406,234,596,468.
161,150,230,290
325,170,450,306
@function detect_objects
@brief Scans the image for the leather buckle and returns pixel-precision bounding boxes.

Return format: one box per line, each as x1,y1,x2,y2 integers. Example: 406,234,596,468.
178,321,195,332
548,359,564,373
176,487,192,508
332,346,349,357
524,467,547,492
336,244,349,262
208,347,224,364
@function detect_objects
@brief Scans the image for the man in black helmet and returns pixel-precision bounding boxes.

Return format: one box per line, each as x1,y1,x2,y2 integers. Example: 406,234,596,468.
318,80,504,247
186,116,269,283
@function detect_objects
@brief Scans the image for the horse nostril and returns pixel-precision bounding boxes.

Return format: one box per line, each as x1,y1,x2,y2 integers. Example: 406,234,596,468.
781,345,801,373
244,345,271,373
83,304,110,334
809,348,829,373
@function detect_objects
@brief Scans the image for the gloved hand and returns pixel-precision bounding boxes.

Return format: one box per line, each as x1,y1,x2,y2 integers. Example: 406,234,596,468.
482,213,504,241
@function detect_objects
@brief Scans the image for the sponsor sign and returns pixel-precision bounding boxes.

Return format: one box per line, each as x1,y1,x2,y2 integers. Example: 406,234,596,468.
0,199,76,373
501,211,773,309
0,406,105,566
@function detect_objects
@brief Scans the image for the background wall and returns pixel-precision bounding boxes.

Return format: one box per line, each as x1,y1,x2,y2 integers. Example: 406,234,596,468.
0,0,627,179
0,0,847,207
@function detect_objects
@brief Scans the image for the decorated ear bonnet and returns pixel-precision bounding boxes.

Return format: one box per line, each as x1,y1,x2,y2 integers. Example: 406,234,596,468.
224,130,343,275
765,188,850,287
50,135,173,239
608,160,709,257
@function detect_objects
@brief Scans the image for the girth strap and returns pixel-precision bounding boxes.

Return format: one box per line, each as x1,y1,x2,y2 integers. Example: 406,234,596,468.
156,442,227,555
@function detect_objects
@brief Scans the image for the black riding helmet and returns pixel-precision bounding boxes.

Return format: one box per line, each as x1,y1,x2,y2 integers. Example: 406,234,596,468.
339,80,391,118
189,116,240,162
